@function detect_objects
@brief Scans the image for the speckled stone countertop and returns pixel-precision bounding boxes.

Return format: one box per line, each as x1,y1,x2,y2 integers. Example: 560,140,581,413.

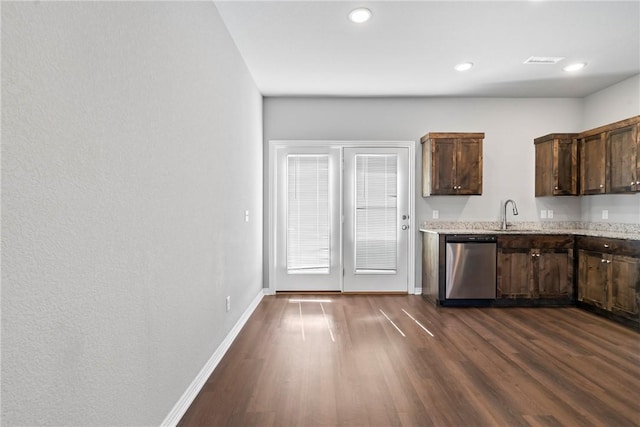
419,221,640,241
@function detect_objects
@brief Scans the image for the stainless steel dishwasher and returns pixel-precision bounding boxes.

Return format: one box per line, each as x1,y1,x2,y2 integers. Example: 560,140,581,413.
445,235,497,301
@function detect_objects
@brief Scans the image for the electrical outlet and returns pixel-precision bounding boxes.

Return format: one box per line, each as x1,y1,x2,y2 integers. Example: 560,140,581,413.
432,210,439,219
602,210,609,220
540,210,547,219
548,210,553,219
244,210,249,223
226,296,231,312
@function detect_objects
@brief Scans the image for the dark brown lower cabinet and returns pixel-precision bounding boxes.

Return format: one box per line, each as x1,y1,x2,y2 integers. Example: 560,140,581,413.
577,250,607,308
421,232,639,329
577,236,640,328
497,235,574,304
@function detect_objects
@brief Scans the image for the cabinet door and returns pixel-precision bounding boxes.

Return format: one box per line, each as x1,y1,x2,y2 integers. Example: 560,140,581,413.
430,139,456,195
421,233,440,303
608,124,638,193
498,248,533,298
578,249,608,308
456,138,482,195
535,140,553,196
534,135,578,197
610,255,640,320
536,249,573,299
556,139,578,195
636,123,640,192
580,134,607,194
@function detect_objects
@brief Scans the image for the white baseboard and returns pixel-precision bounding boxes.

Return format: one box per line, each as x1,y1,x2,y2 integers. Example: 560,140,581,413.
161,288,266,427
414,287,422,295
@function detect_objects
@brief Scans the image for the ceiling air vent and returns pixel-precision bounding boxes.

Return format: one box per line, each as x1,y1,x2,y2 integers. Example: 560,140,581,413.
523,56,565,65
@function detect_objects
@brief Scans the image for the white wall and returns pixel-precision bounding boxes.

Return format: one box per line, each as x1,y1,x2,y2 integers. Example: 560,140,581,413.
2,2,263,425
581,74,640,224
582,74,640,128
263,97,584,288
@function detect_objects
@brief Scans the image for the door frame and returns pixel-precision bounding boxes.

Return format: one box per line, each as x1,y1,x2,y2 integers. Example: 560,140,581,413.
268,140,416,295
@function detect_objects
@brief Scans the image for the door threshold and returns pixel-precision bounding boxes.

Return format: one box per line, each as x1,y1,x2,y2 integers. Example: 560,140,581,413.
342,291,408,295
275,291,341,295
275,291,408,295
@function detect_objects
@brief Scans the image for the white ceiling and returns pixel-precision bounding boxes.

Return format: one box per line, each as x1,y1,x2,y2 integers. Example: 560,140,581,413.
214,1,640,98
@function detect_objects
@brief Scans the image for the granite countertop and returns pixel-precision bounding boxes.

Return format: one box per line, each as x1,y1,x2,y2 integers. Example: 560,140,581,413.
419,221,640,241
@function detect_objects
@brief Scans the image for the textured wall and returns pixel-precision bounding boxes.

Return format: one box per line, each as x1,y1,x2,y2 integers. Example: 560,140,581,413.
2,2,263,425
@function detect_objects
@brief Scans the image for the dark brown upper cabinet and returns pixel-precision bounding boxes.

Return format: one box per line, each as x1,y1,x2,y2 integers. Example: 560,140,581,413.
421,132,484,196
579,116,640,195
534,133,578,196
580,132,607,194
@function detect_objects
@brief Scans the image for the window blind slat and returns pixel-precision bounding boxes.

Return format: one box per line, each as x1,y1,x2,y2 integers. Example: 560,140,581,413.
355,155,397,272
287,155,330,274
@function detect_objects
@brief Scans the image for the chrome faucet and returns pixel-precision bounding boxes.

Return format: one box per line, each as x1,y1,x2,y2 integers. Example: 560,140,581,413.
501,199,519,230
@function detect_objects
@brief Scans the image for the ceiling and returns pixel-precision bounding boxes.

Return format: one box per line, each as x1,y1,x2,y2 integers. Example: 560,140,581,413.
214,1,640,98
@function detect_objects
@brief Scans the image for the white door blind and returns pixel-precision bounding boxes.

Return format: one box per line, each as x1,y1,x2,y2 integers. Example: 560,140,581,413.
355,154,397,272
287,155,330,274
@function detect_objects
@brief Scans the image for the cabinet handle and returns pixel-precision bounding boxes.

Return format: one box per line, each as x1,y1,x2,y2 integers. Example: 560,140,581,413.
601,259,607,263
636,181,640,185
604,244,609,248
600,184,604,188
606,260,611,264
554,186,559,190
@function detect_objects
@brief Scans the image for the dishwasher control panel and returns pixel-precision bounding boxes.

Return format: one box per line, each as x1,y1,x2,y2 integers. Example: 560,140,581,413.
445,234,497,243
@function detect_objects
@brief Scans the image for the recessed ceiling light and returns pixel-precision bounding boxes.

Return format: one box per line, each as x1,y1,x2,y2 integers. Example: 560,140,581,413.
454,62,474,72
348,8,372,24
563,62,587,72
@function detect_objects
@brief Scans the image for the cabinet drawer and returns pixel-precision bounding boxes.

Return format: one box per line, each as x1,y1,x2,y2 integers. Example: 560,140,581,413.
576,236,640,257
498,235,574,250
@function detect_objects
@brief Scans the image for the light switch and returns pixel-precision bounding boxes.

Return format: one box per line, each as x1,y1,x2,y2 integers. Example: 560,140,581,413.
432,210,439,219
602,210,608,220
548,210,553,219
540,210,547,219
244,210,249,222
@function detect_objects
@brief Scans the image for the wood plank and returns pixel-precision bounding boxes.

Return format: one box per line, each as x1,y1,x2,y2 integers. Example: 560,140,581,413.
421,132,485,141
578,115,640,139
179,295,640,427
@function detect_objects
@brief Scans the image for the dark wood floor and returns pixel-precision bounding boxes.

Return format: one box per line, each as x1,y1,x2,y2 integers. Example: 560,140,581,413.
179,295,640,427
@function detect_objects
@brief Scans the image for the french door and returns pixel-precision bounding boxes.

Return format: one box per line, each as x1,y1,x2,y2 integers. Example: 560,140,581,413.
272,146,342,291
343,147,409,292
270,142,413,293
